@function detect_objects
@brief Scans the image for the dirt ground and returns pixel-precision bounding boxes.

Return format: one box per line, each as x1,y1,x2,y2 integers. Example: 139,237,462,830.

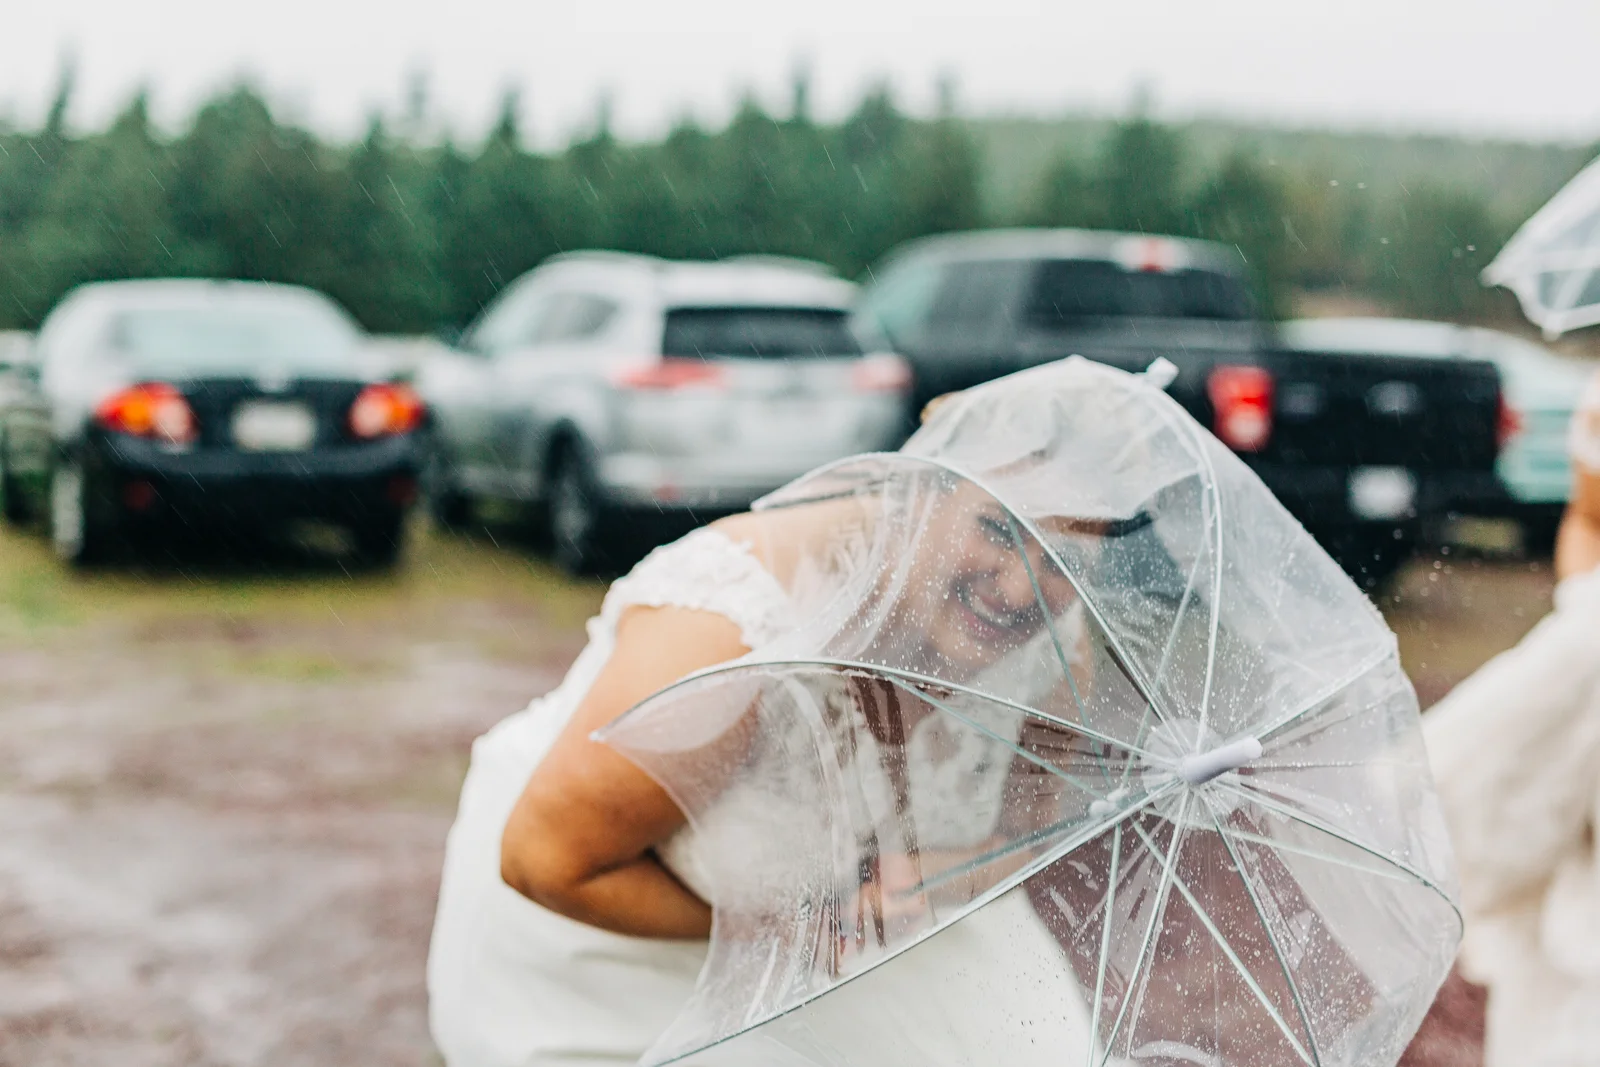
0,521,1557,1067
0,521,602,1067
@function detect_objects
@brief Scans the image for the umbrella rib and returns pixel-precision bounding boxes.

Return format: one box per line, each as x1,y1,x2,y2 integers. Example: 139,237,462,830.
1251,646,1395,745
1551,262,1599,318
1114,542,1208,791
1211,825,1414,882
1004,512,1092,723
902,781,1180,898
1150,535,1206,695
1000,511,1139,788
1546,208,1600,312
1087,821,1124,1067
1211,781,1463,930
765,658,1160,757
1145,381,1230,739
1193,438,1226,738
1112,532,1209,793
608,654,1160,757
1122,817,1317,1067
1247,759,1401,772
1206,807,1325,1067
882,677,1109,800
1098,793,1192,1067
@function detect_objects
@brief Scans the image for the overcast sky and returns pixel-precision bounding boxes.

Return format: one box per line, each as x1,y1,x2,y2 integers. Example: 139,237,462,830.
4,0,1598,146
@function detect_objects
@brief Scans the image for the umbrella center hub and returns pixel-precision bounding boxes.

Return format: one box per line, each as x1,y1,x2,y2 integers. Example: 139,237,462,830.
1148,721,1263,787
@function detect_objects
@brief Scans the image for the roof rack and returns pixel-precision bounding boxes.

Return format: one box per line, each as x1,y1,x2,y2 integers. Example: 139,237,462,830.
718,255,839,278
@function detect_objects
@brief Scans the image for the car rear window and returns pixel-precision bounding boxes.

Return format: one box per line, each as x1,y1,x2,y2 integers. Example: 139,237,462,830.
1024,260,1255,325
108,302,359,374
662,307,862,359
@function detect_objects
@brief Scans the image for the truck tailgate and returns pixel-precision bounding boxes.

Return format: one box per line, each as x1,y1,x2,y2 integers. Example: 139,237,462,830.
1263,349,1501,471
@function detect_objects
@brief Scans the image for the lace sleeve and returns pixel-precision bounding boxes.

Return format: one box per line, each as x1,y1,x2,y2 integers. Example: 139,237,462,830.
601,527,792,650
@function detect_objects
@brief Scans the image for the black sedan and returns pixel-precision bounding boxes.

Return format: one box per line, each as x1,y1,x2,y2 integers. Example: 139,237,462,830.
0,280,425,565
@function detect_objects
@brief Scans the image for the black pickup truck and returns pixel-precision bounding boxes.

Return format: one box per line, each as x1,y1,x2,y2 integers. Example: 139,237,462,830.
851,229,1505,588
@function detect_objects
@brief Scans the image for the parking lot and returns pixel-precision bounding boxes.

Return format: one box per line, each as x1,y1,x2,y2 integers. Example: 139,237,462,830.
0,517,1557,1067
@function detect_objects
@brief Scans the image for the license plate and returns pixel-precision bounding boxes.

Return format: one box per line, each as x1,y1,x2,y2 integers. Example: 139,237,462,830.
1348,466,1416,521
737,398,820,437
233,402,316,452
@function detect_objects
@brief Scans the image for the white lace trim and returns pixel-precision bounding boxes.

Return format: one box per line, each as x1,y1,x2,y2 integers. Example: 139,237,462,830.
602,526,792,649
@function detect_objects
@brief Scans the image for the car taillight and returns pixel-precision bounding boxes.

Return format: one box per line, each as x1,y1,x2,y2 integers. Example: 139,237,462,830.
610,358,727,391
95,383,198,446
1497,392,1522,450
349,382,425,439
1207,365,1274,453
851,353,912,393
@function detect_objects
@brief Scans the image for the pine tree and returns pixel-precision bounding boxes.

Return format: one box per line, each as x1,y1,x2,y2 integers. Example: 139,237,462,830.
1186,152,1292,318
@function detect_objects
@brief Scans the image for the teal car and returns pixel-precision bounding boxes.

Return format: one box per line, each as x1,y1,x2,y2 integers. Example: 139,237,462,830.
1466,327,1596,546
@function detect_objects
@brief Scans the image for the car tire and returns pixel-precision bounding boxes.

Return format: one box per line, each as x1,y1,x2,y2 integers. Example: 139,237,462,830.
51,459,117,565
548,447,611,577
423,447,472,531
0,436,30,526
352,509,407,569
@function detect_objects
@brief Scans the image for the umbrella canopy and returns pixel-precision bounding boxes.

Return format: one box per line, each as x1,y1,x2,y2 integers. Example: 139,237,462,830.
1483,154,1600,338
599,357,1460,1067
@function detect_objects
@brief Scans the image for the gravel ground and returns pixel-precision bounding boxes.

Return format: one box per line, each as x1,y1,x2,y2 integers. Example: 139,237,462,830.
0,521,1557,1067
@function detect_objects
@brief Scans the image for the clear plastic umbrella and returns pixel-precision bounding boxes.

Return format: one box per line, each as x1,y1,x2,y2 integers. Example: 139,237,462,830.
1483,153,1600,338
599,357,1460,1067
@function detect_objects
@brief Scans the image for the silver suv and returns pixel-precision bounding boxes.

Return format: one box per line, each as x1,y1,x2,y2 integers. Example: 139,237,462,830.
418,252,910,572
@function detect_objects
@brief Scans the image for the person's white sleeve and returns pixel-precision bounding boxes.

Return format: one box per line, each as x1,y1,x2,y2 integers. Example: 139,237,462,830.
1423,571,1600,915
603,526,791,649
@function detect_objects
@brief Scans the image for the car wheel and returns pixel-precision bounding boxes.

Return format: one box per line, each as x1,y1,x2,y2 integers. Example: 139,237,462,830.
548,448,610,576
352,509,407,569
51,459,116,565
0,436,30,526
423,447,472,530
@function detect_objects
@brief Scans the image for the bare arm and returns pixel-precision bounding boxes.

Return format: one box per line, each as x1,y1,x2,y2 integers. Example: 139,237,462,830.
1555,465,1600,582
499,604,749,939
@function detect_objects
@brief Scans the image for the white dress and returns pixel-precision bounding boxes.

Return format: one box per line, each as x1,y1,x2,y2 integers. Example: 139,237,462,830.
427,526,1093,1067
427,528,793,1067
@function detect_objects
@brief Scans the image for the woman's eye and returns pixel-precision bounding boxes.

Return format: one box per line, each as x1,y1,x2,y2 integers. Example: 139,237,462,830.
976,516,1013,545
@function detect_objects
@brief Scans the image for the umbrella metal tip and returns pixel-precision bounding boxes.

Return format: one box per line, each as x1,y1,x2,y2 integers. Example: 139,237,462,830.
1176,736,1263,786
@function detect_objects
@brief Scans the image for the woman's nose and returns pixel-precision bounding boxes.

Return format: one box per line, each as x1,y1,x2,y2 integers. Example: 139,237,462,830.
993,556,1042,609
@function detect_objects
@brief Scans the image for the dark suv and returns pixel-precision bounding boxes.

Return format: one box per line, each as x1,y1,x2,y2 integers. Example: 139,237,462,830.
853,229,1505,588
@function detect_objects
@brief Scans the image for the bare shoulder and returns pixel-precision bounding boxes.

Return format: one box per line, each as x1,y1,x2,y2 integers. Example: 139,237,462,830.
708,498,872,589
708,511,767,545
611,603,750,690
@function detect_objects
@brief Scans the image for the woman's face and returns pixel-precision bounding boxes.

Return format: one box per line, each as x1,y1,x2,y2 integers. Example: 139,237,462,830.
906,486,1096,673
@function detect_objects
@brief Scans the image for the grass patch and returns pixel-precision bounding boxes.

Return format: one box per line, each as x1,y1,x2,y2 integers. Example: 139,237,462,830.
0,556,81,632
0,519,605,640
